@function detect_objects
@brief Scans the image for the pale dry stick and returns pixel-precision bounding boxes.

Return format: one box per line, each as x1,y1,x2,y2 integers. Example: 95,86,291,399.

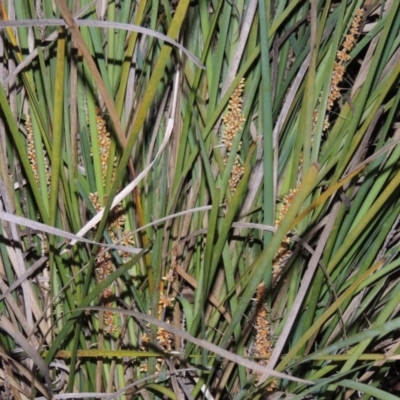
257,201,341,385
0,210,141,255
95,0,107,19
65,70,180,249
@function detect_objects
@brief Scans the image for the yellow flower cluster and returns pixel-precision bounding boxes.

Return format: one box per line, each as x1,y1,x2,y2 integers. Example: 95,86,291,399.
92,246,116,335
272,188,298,279
252,188,299,389
26,114,50,186
89,109,134,335
321,9,364,132
222,79,246,194
253,283,277,390
96,107,116,186
327,10,363,112
159,292,175,308
26,115,39,183
140,321,174,374
275,189,297,230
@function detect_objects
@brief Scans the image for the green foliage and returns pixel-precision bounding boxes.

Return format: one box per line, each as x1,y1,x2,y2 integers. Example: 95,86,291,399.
0,0,400,399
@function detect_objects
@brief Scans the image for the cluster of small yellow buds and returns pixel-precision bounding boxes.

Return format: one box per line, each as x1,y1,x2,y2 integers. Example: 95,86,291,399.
254,283,271,361
139,360,163,374
140,320,174,374
253,283,277,390
159,293,175,308
140,312,174,351
26,115,39,183
26,114,50,186
222,79,246,194
95,108,117,186
89,192,102,212
93,243,119,334
104,309,117,335
89,192,125,232
118,233,136,262
272,188,298,281
95,250,117,334
275,189,297,230
222,80,245,152
107,205,125,234
322,8,364,131
251,191,299,383
156,325,173,351
96,251,113,282
229,156,245,193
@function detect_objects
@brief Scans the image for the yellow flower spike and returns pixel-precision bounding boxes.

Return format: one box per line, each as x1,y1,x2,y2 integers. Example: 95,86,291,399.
222,78,246,194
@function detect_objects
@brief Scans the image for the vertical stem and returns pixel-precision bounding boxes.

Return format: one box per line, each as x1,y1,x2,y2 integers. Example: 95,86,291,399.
259,0,274,287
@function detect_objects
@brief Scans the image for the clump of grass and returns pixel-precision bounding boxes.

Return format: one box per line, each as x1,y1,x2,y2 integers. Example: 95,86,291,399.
0,1,400,399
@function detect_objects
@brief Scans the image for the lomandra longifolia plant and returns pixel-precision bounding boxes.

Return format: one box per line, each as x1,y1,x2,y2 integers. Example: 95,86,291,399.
0,1,400,399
